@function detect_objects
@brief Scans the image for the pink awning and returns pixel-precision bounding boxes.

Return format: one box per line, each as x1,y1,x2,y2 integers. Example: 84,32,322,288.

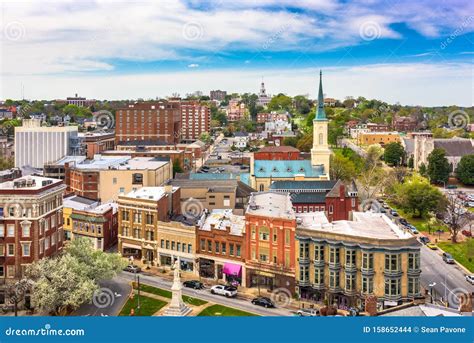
223,263,242,277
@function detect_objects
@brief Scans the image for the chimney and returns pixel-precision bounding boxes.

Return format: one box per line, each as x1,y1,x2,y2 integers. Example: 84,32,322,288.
339,184,346,198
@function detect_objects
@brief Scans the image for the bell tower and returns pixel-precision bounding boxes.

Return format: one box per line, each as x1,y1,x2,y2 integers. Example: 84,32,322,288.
311,70,331,175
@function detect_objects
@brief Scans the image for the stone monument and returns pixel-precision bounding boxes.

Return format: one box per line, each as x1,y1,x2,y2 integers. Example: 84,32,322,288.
163,260,192,316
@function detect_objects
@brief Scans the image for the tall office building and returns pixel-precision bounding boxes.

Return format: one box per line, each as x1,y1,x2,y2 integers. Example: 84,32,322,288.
14,119,79,169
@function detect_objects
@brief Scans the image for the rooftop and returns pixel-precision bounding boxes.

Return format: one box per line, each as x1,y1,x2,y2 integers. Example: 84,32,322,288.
63,195,118,214
0,175,62,191
434,138,474,156
71,155,169,170
199,209,245,236
247,192,295,220
253,160,325,178
297,211,413,240
122,186,179,201
257,146,300,153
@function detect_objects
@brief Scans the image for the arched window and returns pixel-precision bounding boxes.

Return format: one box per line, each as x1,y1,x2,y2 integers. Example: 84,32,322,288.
259,184,264,191
319,133,324,145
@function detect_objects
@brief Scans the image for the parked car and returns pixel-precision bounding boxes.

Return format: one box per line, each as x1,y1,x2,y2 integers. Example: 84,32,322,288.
390,210,399,217
419,236,430,244
382,204,390,209
466,275,474,285
406,224,418,234
442,253,455,264
210,285,237,298
251,296,275,308
183,280,204,289
446,185,458,189
426,243,438,250
467,202,474,208
399,218,408,226
295,308,319,317
462,230,472,237
123,265,141,273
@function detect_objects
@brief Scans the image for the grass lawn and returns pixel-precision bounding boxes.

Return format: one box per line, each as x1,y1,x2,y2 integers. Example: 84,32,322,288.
134,283,207,306
197,304,258,317
469,207,474,213
438,241,474,273
119,295,167,316
386,204,449,233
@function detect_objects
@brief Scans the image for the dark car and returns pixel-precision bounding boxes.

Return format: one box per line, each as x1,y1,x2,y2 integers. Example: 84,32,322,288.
419,236,430,244
183,280,204,289
443,253,455,264
399,218,408,225
123,265,141,273
390,210,399,217
251,296,275,308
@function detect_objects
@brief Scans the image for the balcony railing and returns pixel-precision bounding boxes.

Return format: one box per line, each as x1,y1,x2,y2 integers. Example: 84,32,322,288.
384,270,403,277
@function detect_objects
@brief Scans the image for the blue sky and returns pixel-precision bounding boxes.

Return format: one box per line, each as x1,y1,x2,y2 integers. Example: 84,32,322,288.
0,0,473,105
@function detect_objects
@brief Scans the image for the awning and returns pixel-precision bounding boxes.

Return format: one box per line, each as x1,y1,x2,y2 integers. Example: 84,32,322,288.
122,243,142,250
223,263,242,277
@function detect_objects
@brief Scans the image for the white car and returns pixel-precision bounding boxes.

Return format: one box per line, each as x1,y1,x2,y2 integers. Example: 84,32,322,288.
295,308,319,317
210,285,238,298
466,275,474,285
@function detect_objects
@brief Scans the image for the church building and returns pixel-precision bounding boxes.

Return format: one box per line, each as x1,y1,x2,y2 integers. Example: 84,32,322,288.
249,71,332,191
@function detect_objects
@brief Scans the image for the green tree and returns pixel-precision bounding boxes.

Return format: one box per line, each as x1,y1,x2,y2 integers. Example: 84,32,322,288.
296,132,313,152
173,158,183,175
383,142,405,166
408,155,414,169
268,94,292,112
330,153,357,181
456,154,474,185
394,174,444,218
282,136,298,148
199,132,211,144
26,238,124,315
293,95,311,115
419,163,428,177
427,148,451,184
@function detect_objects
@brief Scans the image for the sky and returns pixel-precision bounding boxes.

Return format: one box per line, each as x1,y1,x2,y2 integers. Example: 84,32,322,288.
0,0,473,106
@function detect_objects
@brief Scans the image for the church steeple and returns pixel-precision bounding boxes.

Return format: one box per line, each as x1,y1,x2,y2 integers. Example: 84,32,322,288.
315,70,326,121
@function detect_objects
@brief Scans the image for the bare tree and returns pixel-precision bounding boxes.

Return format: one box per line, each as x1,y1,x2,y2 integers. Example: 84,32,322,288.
443,193,469,243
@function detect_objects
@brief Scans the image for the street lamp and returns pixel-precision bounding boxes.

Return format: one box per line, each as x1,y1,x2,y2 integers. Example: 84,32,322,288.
428,282,436,304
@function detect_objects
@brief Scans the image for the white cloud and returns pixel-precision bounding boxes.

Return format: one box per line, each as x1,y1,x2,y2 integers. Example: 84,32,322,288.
1,0,472,75
1,62,472,107
187,63,199,68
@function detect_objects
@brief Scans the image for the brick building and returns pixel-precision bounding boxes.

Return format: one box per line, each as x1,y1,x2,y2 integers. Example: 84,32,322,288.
392,116,418,132
78,131,115,159
196,209,246,286
63,195,118,251
117,186,181,263
115,102,181,145
179,101,210,141
253,146,300,161
245,192,297,293
0,176,66,306
269,180,358,222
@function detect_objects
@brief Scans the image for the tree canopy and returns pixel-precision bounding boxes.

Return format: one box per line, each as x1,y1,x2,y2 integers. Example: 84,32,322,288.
427,148,451,184
456,154,474,185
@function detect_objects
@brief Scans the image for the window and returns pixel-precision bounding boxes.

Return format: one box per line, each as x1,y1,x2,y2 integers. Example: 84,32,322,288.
39,239,44,254
329,246,340,264
171,241,175,250
362,276,374,294
7,225,14,237
229,244,234,256
319,133,323,145
146,214,154,225
166,240,170,249
285,229,290,246
122,211,129,221
0,244,3,256
259,247,269,262
236,245,241,257
7,244,14,256
200,239,205,251
207,240,212,252
113,178,117,185
161,239,165,249
362,252,374,270
384,278,401,297
299,265,309,282
0,266,3,277
251,226,256,240
134,212,142,224
133,228,140,239
345,249,356,267
314,268,324,284
329,270,339,288
215,242,220,253
273,231,277,242
329,205,333,214
177,242,181,252
299,242,309,259
408,252,420,271
22,243,30,257
0,224,4,237
187,244,192,254
132,173,143,184
259,184,264,191
345,273,356,291
385,254,401,272
314,245,324,261
7,265,15,278
119,187,125,193
259,227,270,241
408,277,420,296
221,243,226,255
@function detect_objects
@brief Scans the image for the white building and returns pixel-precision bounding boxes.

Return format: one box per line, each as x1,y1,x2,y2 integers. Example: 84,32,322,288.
14,119,79,169
233,132,250,148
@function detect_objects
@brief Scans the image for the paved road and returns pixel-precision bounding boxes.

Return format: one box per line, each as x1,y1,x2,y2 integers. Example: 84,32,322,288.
420,244,474,309
74,277,131,317
119,272,294,316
